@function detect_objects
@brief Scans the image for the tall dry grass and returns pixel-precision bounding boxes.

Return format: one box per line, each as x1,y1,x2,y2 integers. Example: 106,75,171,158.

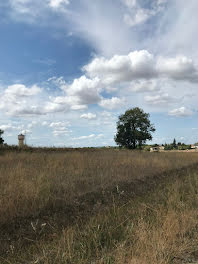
1,149,198,263
1,150,198,226
3,168,198,264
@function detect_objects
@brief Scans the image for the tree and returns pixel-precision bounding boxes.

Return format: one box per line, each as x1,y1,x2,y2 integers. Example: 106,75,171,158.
172,138,177,149
0,129,4,145
114,107,155,149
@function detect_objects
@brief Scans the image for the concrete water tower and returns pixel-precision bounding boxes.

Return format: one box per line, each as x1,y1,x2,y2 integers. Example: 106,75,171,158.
18,134,25,147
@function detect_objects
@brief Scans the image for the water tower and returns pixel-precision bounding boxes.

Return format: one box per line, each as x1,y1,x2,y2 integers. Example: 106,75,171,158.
18,134,25,147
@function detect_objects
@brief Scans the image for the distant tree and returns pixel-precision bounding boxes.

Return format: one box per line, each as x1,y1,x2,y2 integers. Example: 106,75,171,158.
173,138,177,149
0,129,4,145
114,107,155,149
164,144,172,150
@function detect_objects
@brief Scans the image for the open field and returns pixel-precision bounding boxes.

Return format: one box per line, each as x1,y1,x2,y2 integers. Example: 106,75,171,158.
1,149,198,263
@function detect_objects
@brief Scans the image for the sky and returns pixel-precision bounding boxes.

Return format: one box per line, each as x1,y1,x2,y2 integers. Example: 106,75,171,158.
0,0,198,147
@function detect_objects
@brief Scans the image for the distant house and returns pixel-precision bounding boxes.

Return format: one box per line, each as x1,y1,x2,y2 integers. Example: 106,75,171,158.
150,146,165,152
191,144,198,149
150,147,159,152
159,146,165,151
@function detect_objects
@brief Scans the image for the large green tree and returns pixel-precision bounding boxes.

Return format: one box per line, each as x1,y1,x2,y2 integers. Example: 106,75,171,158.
0,129,4,145
115,107,155,149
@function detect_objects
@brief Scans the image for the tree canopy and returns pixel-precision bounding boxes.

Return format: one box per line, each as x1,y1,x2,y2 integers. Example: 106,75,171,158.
114,107,155,149
0,129,4,145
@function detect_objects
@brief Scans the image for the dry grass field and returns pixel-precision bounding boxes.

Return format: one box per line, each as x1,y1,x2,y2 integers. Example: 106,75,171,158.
1,149,198,263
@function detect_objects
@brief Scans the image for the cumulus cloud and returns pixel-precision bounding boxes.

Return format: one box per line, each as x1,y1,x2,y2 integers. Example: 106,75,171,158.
168,107,193,117
0,124,15,131
46,75,102,113
1,49,198,119
130,80,160,92
0,84,43,116
84,50,156,85
10,106,45,116
157,56,198,82
84,50,198,85
49,121,71,136
66,76,102,104
49,75,102,106
44,101,69,114
5,84,41,97
0,123,33,137
144,93,176,105
49,121,69,128
80,113,97,120
99,97,126,110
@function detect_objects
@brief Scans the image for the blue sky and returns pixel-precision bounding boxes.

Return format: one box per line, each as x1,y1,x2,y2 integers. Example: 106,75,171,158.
0,0,198,147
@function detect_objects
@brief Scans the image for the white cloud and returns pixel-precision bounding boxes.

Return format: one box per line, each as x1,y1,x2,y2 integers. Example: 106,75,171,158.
49,121,70,128
157,56,198,82
44,101,69,114
5,84,41,97
49,75,102,107
144,93,176,105
80,113,97,120
123,0,137,8
73,134,95,140
168,107,193,117
49,121,71,137
66,76,102,104
8,0,70,22
53,130,70,136
130,80,159,92
46,75,102,112
10,106,45,116
122,0,167,27
20,129,32,135
124,8,156,27
48,76,67,91
72,134,103,140
0,124,15,131
71,105,88,110
84,51,198,85
99,97,126,110
84,50,156,85
0,84,43,116
48,0,69,9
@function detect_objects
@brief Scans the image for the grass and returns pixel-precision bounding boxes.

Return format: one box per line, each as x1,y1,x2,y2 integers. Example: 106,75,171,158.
1,149,198,263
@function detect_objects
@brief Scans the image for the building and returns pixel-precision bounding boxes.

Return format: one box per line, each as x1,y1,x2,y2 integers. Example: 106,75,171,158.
150,146,165,152
191,144,198,149
18,134,25,147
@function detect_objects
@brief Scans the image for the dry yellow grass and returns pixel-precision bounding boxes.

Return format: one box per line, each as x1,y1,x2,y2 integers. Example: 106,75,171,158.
1,149,198,263
1,150,198,225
